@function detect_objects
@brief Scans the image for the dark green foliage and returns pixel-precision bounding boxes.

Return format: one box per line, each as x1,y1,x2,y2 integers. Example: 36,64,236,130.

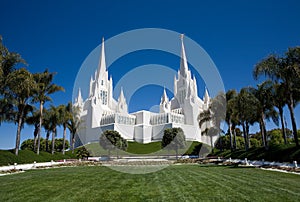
214,144,300,162
76,146,90,159
215,135,246,150
54,138,70,152
20,139,35,151
188,142,211,157
20,138,69,152
99,130,128,155
0,149,77,166
161,128,186,158
249,138,260,148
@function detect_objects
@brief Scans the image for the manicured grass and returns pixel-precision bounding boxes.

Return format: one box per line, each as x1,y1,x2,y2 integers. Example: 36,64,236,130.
213,144,300,162
1,165,300,201
85,141,209,156
0,141,206,166
0,150,78,166
127,141,162,154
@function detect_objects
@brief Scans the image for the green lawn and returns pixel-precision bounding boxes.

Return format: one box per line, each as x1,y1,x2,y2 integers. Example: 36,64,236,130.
1,165,300,201
86,141,209,156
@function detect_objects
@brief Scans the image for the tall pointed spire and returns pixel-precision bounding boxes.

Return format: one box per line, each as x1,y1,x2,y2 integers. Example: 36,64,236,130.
108,75,113,108
174,75,177,96
76,88,83,105
96,37,106,81
179,34,188,78
160,87,170,113
187,82,191,98
193,75,198,96
118,87,126,102
89,76,93,97
160,87,169,103
117,87,128,114
204,87,210,103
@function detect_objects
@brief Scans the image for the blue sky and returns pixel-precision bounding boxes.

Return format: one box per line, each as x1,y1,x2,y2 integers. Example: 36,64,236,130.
0,0,299,149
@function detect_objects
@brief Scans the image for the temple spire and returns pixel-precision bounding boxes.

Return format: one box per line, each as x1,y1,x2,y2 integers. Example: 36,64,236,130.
179,34,188,78
160,87,170,113
204,87,210,103
96,37,106,81
118,87,126,102
161,87,169,103
117,87,128,114
76,88,83,105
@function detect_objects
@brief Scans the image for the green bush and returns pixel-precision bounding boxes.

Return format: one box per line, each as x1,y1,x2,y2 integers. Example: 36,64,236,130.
76,147,90,159
0,149,78,166
213,144,300,163
20,138,69,152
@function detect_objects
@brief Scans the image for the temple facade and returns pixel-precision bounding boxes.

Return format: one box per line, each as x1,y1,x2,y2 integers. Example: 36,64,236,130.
74,35,213,146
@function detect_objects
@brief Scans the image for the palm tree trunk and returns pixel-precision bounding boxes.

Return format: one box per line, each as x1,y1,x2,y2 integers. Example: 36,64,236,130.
62,124,66,155
261,112,267,148
263,120,268,149
15,114,24,155
233,127,237,150
287,101,298,147
51,128,56,155
259,120,265,147
279,108,287,144
72,135,75,154
246,122,250,149
242,122,248,151
33,124,39,152
46,131,50,152
37,101,43,155
228,120,233,151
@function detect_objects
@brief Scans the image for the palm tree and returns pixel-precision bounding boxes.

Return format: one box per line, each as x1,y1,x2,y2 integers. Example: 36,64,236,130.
0,35,25,82
0,99,14,125
67,105,81,153
42,108,51,152
272,82,288,144
249,81,278,149
198,93,226,150
6,68,35,155
226,89,237,151
254,47,300,146
58,102,72,154
231,88,258,151
25,108,40,151
0,36,25,125
198,109,212,130
198,110,218,150
47,106,61,155
32,70,64,155
48,106,61,155
210,93,226,129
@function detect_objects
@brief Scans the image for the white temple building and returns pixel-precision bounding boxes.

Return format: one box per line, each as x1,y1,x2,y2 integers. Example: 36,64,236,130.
74,35,213,146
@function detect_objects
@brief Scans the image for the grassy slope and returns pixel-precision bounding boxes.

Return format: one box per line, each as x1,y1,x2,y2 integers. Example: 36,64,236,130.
213,144,300,162
1,165,300,201
0,150,77,166
0,142,205,166
85,141,207,156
